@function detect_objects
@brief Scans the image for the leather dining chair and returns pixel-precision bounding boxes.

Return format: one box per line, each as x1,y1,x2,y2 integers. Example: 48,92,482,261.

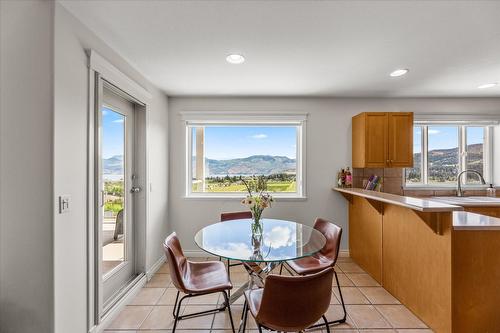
163,232,235,333
281,218,346,328
241,267,335,333
220,211,253,279
220,211,253,222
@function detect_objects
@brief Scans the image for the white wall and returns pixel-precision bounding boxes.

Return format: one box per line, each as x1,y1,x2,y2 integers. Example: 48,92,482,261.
0,1,54,332
53,4,169,333
168,97,500,252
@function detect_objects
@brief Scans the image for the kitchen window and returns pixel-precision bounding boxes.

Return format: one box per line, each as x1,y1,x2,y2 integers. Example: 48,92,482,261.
183,113,306,198
405,123,493,187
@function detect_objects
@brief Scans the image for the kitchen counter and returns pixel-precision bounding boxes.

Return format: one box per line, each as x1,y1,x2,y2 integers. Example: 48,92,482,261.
453,211,500,230
430,195,500,207
333,188,500,230
333,187,463,212
335,187,500,332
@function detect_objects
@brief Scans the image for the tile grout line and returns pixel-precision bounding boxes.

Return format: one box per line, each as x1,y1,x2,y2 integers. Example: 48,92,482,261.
108,259,428,332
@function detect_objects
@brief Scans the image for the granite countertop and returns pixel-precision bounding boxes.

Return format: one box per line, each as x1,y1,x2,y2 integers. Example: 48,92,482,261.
453,211,500,230
333,188,500,230
333,187,463,212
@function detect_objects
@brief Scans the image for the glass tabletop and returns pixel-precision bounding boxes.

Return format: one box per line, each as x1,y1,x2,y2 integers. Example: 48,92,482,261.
194,218,326,263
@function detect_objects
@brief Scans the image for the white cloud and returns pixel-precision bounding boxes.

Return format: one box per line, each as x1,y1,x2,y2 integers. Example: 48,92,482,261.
251,134,268,139
263,226,294,249
428,129,440,134
206,242,252,259
113,119,124,123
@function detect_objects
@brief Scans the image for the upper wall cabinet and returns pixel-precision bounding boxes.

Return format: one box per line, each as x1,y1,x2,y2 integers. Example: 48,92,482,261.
352,112,414,168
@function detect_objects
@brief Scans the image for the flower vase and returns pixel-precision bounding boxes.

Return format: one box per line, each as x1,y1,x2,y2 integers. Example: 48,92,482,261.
251,214,263,238
251,221,263,238
251,232,263,261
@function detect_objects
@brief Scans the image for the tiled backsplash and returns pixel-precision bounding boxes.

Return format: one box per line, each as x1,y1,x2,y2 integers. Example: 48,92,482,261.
353,168,499,197
352,168,404,195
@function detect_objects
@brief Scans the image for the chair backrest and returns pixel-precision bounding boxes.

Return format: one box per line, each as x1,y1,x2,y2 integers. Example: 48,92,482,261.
255,268,334,331
220,211,252,222
163,232,188,292
314,218,342,265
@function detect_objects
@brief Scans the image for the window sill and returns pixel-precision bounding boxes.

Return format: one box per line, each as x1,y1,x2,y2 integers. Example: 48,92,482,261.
184,195,308,201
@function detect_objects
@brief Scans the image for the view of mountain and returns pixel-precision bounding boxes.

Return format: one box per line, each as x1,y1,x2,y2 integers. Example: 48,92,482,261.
407,143,483,182
414,143,483,166
193,155,296,176
103,155,123,175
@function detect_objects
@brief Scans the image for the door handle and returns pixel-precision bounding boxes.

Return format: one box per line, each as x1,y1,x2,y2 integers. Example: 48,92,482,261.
100,190,105,207
130,186,142,193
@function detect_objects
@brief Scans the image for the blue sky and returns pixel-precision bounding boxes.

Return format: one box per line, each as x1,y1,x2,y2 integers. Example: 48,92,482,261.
102,107,124,158
466,127,484,145
194,126,297,160
415,126,484,151
428,126,458,150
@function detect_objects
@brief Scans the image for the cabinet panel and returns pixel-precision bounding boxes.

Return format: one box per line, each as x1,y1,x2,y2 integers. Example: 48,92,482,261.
349,196,383,283
464,207,500,218
388,113,413,167
383,206,453,333
352,112,414,168
352,113,366,168
365,113,388,167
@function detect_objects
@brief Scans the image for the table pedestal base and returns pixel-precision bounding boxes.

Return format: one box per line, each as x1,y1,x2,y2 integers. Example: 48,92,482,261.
224,261,281,333
228,260,280,304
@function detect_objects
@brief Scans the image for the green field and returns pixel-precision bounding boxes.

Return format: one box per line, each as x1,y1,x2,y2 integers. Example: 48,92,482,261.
104,201,123,214
199,181,296,193
104,180,124,214
193,174,296,193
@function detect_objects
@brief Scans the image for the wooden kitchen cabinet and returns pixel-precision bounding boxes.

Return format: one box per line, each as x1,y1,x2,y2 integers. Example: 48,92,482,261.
352,112,413,168
463,207,500,218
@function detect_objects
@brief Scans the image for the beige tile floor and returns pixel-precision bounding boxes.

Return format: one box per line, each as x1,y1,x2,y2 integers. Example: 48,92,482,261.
105,256,433,333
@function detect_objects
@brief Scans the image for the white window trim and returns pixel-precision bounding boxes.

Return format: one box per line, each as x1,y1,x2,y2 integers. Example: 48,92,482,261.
182,112,307,199
404,121,495,189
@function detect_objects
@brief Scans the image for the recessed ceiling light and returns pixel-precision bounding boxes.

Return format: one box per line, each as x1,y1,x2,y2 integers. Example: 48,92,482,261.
226,54,245,64
390,69,409,77
477,82,497,89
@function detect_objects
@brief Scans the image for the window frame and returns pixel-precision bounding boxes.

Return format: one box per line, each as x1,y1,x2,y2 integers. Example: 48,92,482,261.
182,112,307,199
404,122,494,189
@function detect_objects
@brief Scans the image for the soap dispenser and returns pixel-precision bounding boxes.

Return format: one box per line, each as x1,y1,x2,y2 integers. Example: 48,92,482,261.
486,184,496,197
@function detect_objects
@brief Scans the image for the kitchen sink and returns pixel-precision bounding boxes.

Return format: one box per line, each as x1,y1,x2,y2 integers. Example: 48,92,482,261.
431,196,500,206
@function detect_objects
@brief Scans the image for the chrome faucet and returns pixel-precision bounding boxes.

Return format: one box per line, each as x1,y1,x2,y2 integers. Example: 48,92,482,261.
457,169,486,197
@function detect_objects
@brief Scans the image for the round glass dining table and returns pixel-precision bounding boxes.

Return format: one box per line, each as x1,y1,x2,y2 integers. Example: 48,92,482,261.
194,218,326,304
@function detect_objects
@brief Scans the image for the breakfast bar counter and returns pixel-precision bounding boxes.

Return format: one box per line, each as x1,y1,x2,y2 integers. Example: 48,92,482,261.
334,187,500,333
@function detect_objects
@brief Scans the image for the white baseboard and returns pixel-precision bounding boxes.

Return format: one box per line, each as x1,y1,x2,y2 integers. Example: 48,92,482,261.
146,255,166,280
91,274,147,333
339,249,350,257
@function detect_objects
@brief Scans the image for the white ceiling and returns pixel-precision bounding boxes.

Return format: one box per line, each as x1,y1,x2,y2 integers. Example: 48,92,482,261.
60,0,500,97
